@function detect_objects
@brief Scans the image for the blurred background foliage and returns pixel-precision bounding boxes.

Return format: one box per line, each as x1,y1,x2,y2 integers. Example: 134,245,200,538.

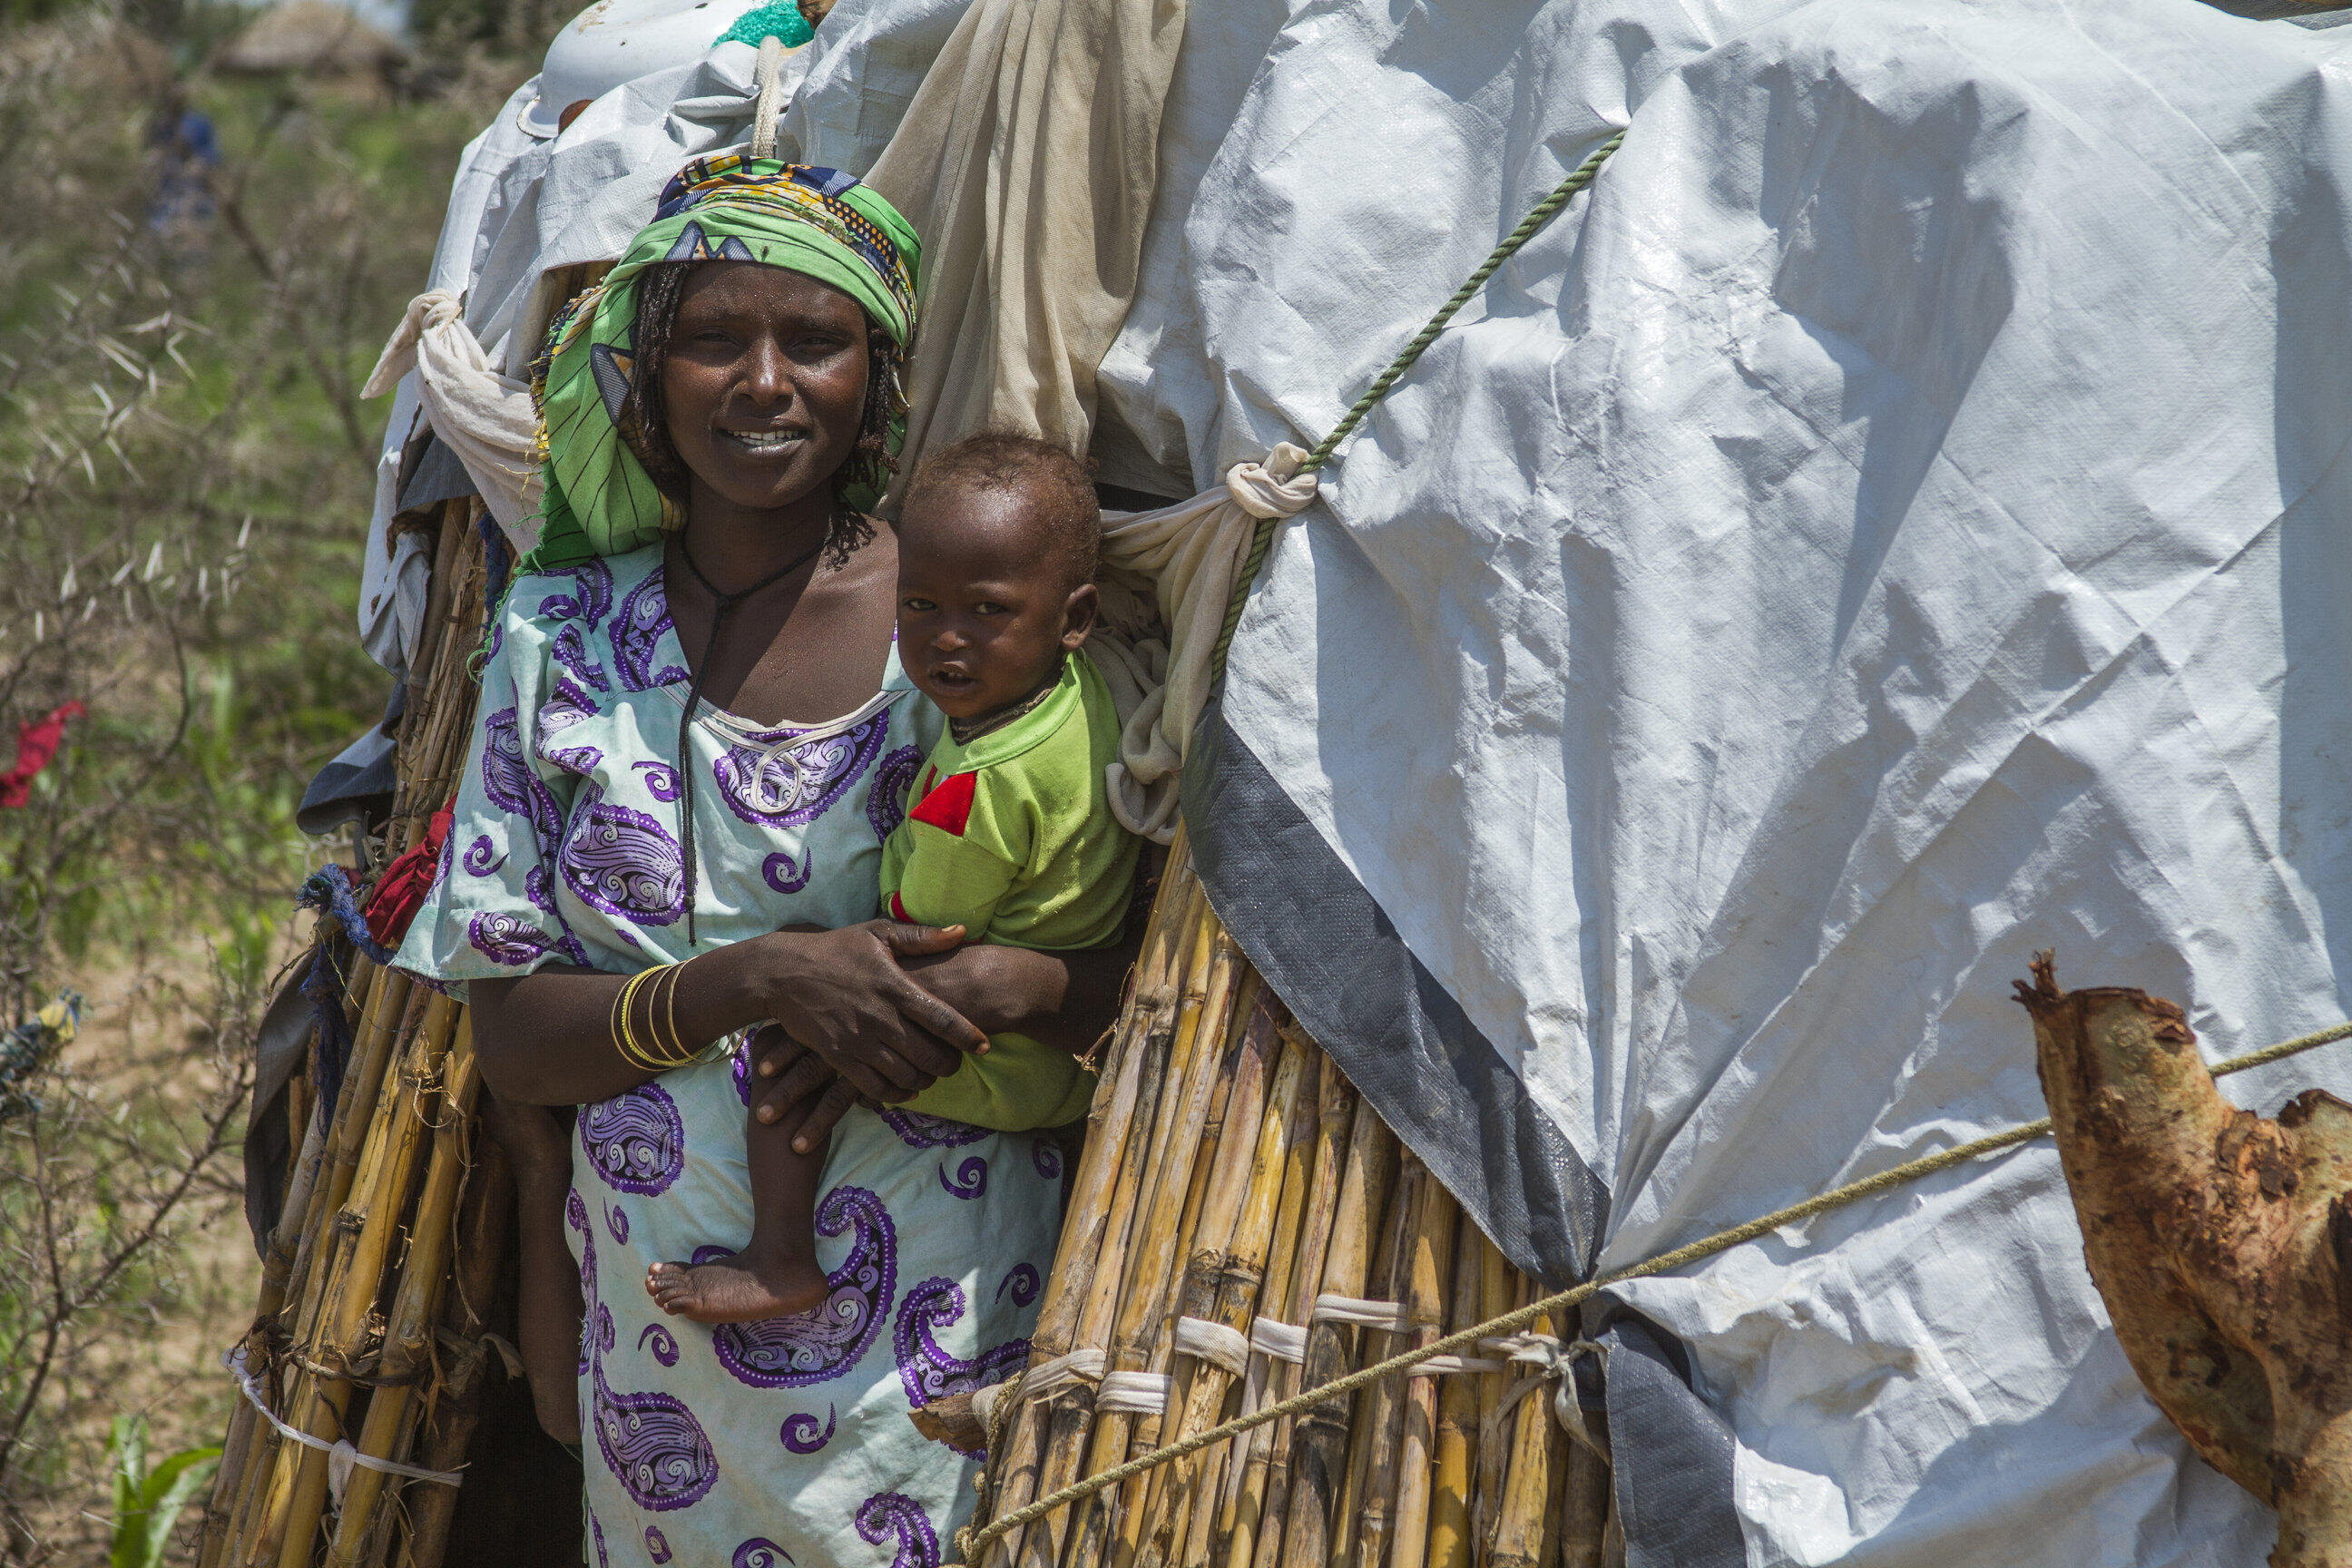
0,0,552,1556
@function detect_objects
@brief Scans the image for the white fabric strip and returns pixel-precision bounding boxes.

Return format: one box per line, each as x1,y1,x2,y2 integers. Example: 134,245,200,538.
1311,1293,1415,1332
360,291,543,547
1249,1317,1308,1365
972,1380,1007,1432
1095,1370,1174,1416
225,1347,464,1506
1020,1347,1109,1402
1409,1353,1509,1376
1172,1317,1252,1377
1095,446,1319,842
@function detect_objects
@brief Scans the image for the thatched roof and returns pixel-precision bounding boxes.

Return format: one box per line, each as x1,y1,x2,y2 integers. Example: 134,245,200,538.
214,1,409,75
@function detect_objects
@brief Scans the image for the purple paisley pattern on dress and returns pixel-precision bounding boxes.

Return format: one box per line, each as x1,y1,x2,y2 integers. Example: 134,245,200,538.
646,1526,672,1564
763,849,812,895
606,1202,630,1244
590,1510,609,1568
711,711,889,829
638,1323,681,1367
938,1156,987,1200
712,1186,896,1388
462,835,505,877
579,1083,687,1196
892,1277,1030,1412
854,1493,939,1568
613,571,690,691
542,677,599,733
876,1108,989,1149
522,864,594,966
481,706,565,848
553,623,613,693
780,1406,835,1454
732,1047,750,1107
567,1190,596,1374
467,908,556,966
538,561,615,629
543,742,603,778
733,1542,794,1568
633,760,681,801
867,744,920,843
1031,1139,1063,1181
560,782,687,926
997,1263,1041,1308
591,1356,720,1512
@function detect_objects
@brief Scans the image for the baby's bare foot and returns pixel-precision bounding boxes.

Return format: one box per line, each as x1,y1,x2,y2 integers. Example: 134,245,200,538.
645,1252,830,1324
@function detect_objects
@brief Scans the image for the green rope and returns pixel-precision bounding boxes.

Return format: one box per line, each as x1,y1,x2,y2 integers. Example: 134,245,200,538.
1202,130,1627,690
959,1014,2352,1562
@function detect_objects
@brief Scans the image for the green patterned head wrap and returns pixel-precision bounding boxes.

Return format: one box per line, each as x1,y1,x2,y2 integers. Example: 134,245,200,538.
524,154,922,573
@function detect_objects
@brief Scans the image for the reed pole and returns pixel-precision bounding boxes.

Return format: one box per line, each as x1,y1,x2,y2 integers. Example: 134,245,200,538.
1274,1100,1396,1568
323,1019,481,1564
1062,923,1240,1568
1423,1218,1484,1568
1388,1174,1459,1568
1338,1152,1421,1568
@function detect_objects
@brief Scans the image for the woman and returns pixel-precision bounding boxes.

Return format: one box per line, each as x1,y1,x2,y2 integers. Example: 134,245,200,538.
394,155,1127,1566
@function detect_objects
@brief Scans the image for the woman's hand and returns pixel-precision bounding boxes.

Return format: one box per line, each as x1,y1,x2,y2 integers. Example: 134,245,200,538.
740,920,985,1104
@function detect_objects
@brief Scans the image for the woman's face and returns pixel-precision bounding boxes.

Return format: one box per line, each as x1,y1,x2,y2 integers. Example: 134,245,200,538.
660,261,872,517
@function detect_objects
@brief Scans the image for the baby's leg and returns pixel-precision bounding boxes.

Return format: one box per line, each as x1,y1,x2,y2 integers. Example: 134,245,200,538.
645,1108,831,1324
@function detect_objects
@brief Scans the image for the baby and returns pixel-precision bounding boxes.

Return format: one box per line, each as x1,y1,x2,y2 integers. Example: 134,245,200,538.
647,432,1139,1323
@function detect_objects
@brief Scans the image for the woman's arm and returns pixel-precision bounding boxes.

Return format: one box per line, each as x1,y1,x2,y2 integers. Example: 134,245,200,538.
468,921,990,1106
478,1093,584,1445
749,932,1142,1144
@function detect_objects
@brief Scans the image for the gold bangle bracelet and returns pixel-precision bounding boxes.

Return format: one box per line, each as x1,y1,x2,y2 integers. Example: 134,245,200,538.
615,965,671,1072
661,956,691,1063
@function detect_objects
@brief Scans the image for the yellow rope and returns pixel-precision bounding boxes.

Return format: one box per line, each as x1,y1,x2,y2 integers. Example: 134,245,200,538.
958,1015,2352,1559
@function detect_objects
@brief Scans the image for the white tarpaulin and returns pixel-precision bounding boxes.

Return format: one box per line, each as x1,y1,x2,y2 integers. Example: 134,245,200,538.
1070,0,2352,1561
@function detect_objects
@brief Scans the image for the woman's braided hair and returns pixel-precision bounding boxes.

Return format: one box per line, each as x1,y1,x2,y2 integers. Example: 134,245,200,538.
617,260,903,564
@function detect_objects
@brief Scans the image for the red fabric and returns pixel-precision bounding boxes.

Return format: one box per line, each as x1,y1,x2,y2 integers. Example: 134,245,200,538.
0,701,85,807
888,889,913,924
907,769,978,838
365,802,454,950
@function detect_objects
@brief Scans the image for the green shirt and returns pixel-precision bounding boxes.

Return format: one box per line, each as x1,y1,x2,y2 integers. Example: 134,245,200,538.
881,649,1139,1129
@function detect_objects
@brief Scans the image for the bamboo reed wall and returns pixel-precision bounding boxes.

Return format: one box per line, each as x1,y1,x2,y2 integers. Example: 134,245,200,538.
201,500,515,1568
203,494,1612,1568
964,847,1614,1568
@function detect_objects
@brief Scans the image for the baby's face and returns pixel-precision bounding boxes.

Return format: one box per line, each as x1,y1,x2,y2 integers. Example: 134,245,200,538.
896,482,1092,721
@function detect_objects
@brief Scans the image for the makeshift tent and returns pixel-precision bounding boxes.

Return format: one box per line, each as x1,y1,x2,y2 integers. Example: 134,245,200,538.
789,0,2352,1560
213,1,410,79
223,0,2352,1561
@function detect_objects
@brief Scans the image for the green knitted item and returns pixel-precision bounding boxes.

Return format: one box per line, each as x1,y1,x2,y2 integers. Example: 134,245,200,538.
714,3,812,47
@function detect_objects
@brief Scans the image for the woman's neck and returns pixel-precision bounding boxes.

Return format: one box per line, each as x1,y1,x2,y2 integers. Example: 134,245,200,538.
678,479,834,593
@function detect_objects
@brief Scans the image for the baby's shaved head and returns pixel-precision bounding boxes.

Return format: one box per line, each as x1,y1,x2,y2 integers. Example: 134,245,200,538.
902,432,1100,589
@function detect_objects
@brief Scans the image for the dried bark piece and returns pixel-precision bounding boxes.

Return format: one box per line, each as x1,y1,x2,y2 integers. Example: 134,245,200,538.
2017,954,2352,1567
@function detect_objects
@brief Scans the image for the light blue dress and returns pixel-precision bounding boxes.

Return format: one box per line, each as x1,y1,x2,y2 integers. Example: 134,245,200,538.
395,544,1062,1568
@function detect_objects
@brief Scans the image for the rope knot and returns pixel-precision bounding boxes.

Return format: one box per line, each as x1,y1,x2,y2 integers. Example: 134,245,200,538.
1223,443,1318,519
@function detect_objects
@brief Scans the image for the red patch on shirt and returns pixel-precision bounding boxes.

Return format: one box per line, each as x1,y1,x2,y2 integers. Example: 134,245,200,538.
908,769,978,837
888,890,914,924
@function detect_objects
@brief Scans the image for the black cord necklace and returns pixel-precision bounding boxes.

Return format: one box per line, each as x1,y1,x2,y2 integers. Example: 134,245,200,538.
672,531,826,945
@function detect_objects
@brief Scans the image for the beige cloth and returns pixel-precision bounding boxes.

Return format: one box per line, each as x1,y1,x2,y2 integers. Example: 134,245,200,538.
363,290,544,553
863,0,1185,492
1097,445,1317,842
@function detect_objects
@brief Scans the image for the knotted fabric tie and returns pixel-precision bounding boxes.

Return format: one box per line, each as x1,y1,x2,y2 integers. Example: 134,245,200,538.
1094,443,1318,842
363,290,544,550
